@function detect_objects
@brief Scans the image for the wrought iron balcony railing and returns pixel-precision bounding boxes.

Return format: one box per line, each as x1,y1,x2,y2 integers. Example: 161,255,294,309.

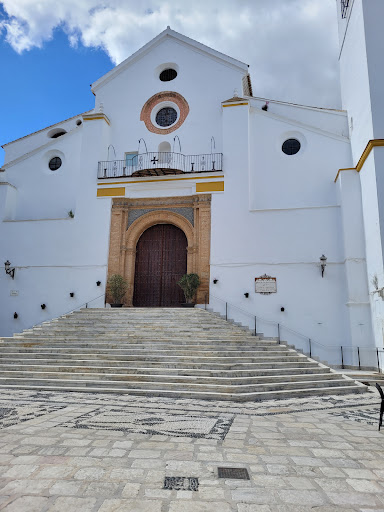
98,152,223,179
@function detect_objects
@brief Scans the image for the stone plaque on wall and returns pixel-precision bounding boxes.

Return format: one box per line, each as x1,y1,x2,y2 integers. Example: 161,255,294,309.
255,274,277,295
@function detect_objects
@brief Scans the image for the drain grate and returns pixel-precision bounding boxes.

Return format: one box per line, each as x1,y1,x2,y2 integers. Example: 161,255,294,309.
218,467,250,480
163,476,199,491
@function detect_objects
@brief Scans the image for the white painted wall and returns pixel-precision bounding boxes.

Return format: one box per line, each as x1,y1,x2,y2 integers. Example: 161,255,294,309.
0,26,377,369
337,0,384,356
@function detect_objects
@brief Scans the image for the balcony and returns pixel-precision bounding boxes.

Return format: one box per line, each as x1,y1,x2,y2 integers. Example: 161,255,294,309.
98,152,223,179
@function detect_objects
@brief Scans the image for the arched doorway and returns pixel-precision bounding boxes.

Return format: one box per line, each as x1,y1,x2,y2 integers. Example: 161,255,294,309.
133,224,187,307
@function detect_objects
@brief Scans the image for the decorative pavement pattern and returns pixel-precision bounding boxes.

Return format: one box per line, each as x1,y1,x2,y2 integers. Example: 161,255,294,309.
329,406,381,427
59,407,234,440
0,404,66,429
0,388,382,511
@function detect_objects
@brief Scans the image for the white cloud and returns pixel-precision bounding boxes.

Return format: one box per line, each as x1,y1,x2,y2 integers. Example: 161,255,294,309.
0,0,341,107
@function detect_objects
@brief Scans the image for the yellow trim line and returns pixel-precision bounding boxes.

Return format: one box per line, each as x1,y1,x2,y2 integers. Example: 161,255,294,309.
97,187,125,197
196,181,224,192
222,103,248,107
98,174,224,186
334,139,384,182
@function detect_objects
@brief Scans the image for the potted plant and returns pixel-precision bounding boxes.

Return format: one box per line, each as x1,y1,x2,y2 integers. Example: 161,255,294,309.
177,273,200,307
107,274,128,307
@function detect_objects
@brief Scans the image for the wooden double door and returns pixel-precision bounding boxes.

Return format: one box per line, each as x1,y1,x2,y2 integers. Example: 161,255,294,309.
133,224,187,307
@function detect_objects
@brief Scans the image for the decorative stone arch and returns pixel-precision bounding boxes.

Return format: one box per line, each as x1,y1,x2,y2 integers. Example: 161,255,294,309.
107,196,211,307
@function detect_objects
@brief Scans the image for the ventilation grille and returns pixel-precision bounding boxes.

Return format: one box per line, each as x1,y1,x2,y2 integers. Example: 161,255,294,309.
242,74,253,97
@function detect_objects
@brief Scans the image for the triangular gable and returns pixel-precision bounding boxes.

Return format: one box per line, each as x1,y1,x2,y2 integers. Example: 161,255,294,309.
91,27,249,93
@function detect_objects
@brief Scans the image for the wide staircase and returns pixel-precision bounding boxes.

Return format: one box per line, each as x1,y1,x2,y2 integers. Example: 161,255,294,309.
0,308,366,401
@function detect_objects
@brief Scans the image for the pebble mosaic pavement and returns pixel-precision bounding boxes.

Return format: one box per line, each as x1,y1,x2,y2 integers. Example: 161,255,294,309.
0,388,382,511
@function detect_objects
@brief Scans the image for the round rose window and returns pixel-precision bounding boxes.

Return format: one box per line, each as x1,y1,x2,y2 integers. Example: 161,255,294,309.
156,107,177,127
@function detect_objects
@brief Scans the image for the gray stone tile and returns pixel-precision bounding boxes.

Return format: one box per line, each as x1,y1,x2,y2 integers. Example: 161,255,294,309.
73,467,106,480
48,496,97,511
277,489,327,506
2,496,49,512
346,478,384,493
169,502,232,511
49,480,84,496
99,500,162,512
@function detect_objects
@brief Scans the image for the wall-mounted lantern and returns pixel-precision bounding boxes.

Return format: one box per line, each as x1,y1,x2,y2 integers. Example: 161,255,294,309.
96,281,101,286
213,279,218,284
320,254,327,278
13,312,18,319
70,292,75,297
281,307,285,312
244,292,249,298
4,260,15,279
41,304,46,310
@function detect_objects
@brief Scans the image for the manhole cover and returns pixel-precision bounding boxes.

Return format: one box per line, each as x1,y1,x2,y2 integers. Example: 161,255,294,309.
218,467,250,480
163,477,199,491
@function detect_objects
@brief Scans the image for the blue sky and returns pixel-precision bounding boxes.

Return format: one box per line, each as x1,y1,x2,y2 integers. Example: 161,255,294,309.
0,8,112,165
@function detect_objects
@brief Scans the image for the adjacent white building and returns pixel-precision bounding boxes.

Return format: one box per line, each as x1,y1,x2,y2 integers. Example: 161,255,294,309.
1,0,383,369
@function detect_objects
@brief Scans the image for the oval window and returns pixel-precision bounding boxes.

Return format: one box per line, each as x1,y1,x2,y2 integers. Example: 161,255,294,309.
159,68,177,82
155,107,177,127
282,138,301,155
49,157,62,170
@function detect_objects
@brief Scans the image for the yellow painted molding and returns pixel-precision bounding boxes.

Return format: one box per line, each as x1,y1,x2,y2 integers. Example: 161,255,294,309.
97,187,125,197
98,174,224,186
83,113,111,126
196,181,224,193
223,102,248,108
334,167,355,183
334,139,384,182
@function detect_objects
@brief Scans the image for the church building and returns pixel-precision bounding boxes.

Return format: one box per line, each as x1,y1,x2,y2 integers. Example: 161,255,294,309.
1,0,383,369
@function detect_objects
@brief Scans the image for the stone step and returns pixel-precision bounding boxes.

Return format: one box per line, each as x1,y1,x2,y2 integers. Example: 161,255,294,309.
0,349,306,364
0,353,320,369
4,339,278,349
0,381,365,401
0,374,358,391
0,360,329,376
0,307,366,401
15,327,258,341
0,369,341,385
0,346,290,357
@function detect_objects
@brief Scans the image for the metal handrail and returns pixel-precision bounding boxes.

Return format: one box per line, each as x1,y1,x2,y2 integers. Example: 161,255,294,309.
98,152,223,178
206,293,384,372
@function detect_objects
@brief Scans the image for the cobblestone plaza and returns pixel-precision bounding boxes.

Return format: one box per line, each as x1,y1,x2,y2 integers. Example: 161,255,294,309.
0,388,382,511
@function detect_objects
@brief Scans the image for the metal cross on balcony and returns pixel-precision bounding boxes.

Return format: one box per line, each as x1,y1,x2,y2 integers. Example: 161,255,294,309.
151,156,159,166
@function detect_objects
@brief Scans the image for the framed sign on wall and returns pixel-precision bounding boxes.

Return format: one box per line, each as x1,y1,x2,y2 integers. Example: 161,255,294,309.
255,275,277,295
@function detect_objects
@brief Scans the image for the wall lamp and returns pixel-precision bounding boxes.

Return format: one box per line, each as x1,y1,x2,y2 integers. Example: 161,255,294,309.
41,304,46,310
213,279,218,284
244,292,249,298
13,312,18,319
320,254,327,278
4,260,15,279
70,292,75,297
96,281,101,286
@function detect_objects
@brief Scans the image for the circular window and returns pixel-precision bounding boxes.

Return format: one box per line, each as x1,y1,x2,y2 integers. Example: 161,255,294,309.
282,138,301,155
48,157,62,171
155,107,177,127
159,68,177,82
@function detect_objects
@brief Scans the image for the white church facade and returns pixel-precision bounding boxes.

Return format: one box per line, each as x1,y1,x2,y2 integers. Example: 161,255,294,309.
1,0,383,369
